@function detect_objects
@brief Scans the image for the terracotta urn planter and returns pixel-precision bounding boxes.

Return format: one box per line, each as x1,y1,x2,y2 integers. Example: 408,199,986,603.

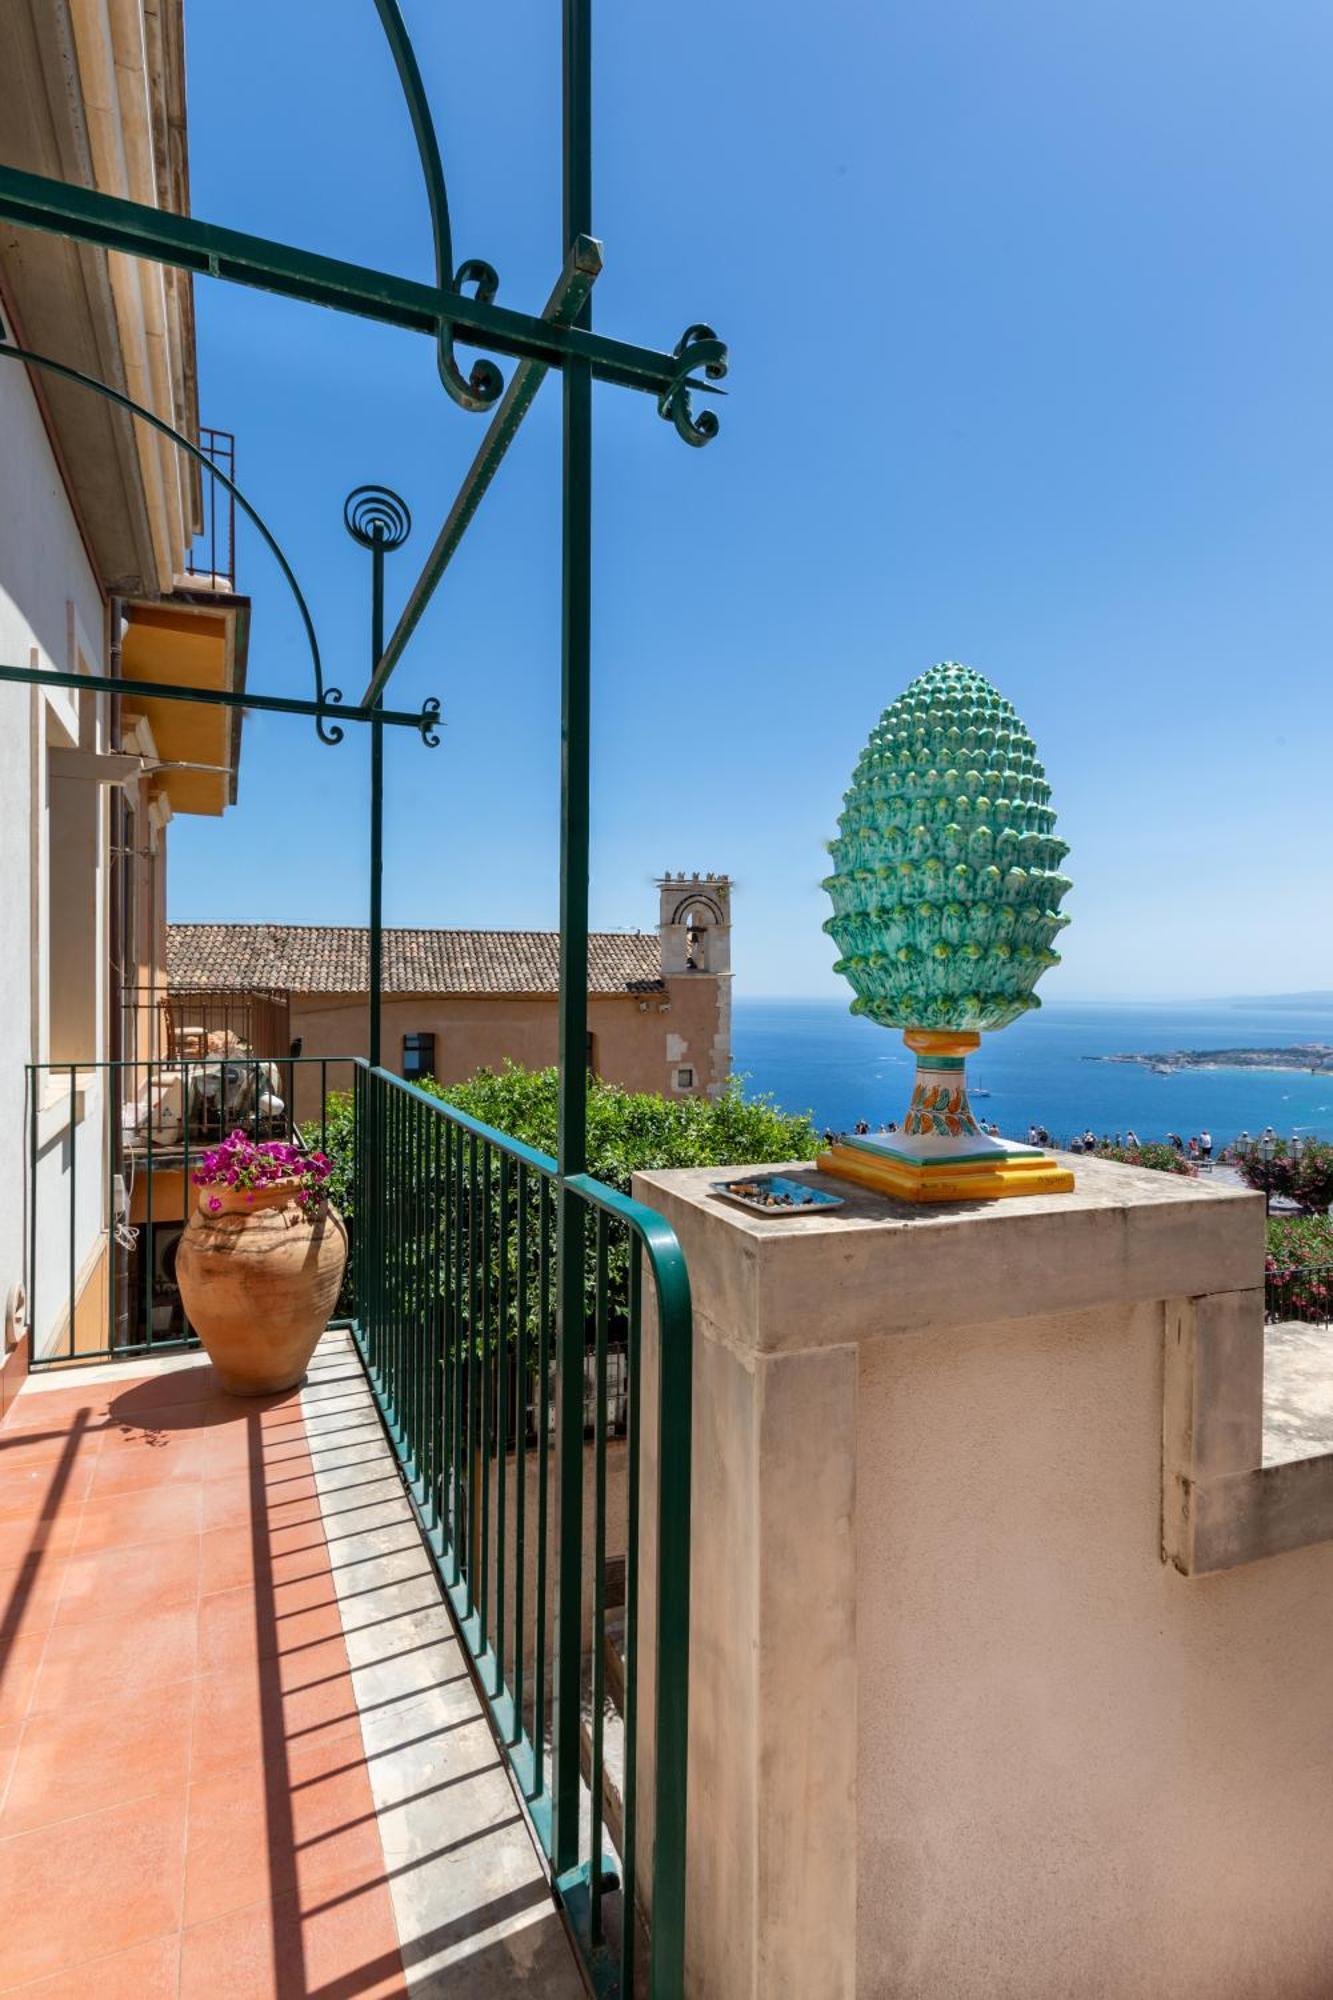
176,1180,348,1396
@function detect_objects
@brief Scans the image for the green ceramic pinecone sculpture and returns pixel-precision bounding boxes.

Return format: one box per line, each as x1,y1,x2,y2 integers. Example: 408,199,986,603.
823,661,1071,1033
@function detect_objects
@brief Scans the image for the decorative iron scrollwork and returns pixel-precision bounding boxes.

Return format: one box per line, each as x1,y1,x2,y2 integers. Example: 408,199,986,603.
315,689,347,747
440,262,504,412
418,696,443,747
371,0,506,415
657,323,728,446
0,340,346,745
343,484,413,551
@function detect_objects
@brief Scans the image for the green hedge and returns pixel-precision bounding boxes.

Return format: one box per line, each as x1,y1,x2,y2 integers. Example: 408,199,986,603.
305,1066,821,1331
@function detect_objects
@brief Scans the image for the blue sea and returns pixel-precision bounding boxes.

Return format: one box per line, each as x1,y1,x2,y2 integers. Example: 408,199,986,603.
732,998,1333,1146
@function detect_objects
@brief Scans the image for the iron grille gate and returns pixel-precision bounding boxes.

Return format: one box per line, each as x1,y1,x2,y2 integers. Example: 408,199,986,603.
1,2,723,1989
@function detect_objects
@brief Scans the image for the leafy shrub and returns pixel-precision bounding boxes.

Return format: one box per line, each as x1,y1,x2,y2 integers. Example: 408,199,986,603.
1266,1213,1333,1267
1235,1139,1333,1216
430,1065,820,1190
309,1066,818,1210
305,1066,821,1332
1089,1142,1197,1177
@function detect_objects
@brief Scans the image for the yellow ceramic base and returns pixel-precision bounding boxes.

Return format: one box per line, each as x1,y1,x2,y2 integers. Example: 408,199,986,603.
817,1142,1075,1205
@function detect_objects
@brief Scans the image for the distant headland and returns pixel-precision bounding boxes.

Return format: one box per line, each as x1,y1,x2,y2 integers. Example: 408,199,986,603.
1226,991,1333,1011
1092,1044,1333,1076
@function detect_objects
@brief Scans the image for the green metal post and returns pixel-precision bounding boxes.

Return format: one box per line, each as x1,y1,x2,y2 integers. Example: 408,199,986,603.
551,0,594,1883
369,526,386,1070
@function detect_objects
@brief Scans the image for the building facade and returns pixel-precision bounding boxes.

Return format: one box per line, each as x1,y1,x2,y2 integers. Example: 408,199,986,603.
1,0,249,1363
166,874,734,1113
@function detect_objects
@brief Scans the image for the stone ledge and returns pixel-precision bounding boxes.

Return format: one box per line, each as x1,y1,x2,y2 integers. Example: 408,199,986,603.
1164,1291,1333,1574
636,1152,1263,1355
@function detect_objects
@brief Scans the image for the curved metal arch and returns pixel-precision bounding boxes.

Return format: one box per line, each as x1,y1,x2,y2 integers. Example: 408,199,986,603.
0,340,350,744
371,0,503,415
669,892,725,927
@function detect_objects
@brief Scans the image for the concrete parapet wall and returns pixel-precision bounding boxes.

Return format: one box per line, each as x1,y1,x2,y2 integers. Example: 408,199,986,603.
635,1153,1333,1998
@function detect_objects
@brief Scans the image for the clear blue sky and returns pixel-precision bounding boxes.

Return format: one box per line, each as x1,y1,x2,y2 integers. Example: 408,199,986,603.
172,0,1333,1001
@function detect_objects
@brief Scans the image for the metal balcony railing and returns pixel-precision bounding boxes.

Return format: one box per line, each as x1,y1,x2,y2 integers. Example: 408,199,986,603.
25,1055,352,1363
22,1054,693,1996
350,1063,691,1995
1266,1264,1333,1327
161,985,291,1062
184,425,236,587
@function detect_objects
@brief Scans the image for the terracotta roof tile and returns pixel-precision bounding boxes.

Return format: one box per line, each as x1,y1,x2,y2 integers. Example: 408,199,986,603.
166,923,664,997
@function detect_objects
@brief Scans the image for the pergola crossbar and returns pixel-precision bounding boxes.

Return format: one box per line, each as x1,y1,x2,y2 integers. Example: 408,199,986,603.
0,161,723,401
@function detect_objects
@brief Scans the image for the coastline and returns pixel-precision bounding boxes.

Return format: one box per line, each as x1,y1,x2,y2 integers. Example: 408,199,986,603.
1094,1049,1333,1079
733,1000,1333,1144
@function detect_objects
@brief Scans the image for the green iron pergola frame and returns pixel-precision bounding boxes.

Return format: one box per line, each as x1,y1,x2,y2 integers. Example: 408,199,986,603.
0,1,720,1991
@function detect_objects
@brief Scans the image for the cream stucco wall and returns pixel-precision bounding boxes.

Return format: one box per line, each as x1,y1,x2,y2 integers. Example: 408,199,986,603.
854,1292,1333,2000
0,361,111,1357
633,1153,1333,1999
287,974,729,1120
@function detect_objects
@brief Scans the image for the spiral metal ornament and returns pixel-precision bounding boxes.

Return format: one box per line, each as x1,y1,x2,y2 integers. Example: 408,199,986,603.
658,323,729,446
367,2,506,414
343,485,413,551
313,689,347,746
418,696,442,748
439,261,505,413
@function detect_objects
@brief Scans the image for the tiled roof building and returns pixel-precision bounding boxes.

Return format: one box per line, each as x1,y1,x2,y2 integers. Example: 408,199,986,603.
166,880,732,1107
167,923,665,995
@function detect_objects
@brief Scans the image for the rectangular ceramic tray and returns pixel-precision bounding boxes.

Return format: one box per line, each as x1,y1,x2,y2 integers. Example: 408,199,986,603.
710,1174,845,1217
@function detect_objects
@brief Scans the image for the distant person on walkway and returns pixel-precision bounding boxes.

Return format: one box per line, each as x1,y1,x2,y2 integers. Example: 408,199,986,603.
1070,1134,1083,1154
1114,1132,1123,1149
1084,1128,1096,1152
1187,1136,1200,1160
1168,1132,1183,1151
1028,1125,1040,1146
854,1119,869,1136
1200,1129,1213,1160
885,1120,898,1133
1125,1129,1140,1149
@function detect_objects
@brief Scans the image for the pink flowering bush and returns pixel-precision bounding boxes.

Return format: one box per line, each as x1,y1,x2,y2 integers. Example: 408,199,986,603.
191,1130,333,1216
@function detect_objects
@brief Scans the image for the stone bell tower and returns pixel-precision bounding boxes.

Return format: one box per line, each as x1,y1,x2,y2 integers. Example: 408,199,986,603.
656,873,732,1096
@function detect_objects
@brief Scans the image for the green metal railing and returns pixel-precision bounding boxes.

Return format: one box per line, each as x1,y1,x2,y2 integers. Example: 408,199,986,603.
24,1051,694,1989
351,1063,692,1997
24,1056,353,1366
7,0,715,1986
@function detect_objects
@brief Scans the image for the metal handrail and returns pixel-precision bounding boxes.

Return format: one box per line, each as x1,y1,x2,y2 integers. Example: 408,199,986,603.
350,1060,691,1996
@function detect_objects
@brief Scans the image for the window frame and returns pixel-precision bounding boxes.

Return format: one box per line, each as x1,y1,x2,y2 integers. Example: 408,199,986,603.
402,1031,436,1082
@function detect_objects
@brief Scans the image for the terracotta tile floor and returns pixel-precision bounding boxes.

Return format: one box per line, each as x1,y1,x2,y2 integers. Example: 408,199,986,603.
0,1357,406,1997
